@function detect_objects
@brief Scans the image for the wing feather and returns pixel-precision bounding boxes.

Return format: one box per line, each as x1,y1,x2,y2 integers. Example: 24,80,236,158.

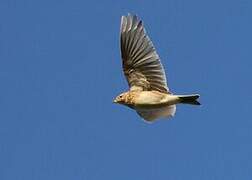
136,105,176,122
120,14,169,93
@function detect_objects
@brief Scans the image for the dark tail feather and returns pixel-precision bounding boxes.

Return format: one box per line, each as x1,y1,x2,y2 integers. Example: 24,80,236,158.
179,94,200,105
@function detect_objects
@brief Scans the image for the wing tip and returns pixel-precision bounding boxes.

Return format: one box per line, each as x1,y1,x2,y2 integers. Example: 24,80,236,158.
121,13,143,31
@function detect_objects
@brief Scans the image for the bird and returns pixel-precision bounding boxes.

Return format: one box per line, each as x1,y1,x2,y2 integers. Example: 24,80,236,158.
113,14,200,122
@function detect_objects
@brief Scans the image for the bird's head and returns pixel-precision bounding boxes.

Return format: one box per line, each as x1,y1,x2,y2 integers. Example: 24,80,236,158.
113,93,127,104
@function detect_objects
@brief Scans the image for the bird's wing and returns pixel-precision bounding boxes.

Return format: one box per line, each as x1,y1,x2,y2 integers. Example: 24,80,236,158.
136,105,176,122
120,14,169,93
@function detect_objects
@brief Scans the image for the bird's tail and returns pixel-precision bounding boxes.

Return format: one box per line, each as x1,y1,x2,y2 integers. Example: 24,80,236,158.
178,94,200,105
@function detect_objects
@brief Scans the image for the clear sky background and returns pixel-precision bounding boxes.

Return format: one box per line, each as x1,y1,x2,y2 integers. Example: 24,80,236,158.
0,0,251,179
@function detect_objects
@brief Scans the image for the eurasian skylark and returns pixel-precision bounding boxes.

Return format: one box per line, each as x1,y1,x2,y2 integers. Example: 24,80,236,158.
114,14,200,122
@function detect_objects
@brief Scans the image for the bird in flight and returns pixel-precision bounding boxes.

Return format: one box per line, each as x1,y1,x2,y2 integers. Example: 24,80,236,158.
114,14,200,122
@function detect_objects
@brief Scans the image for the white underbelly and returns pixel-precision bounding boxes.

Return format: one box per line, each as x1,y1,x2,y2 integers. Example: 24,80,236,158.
134,91,180,107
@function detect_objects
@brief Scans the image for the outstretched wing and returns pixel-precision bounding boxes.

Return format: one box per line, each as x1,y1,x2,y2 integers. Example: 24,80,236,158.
120,14,169,93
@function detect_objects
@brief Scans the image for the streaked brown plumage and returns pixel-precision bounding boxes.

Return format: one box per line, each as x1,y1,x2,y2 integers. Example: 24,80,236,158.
114,14,200,122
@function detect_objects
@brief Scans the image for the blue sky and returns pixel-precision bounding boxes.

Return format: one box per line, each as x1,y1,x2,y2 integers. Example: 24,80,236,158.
0,0,252,179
